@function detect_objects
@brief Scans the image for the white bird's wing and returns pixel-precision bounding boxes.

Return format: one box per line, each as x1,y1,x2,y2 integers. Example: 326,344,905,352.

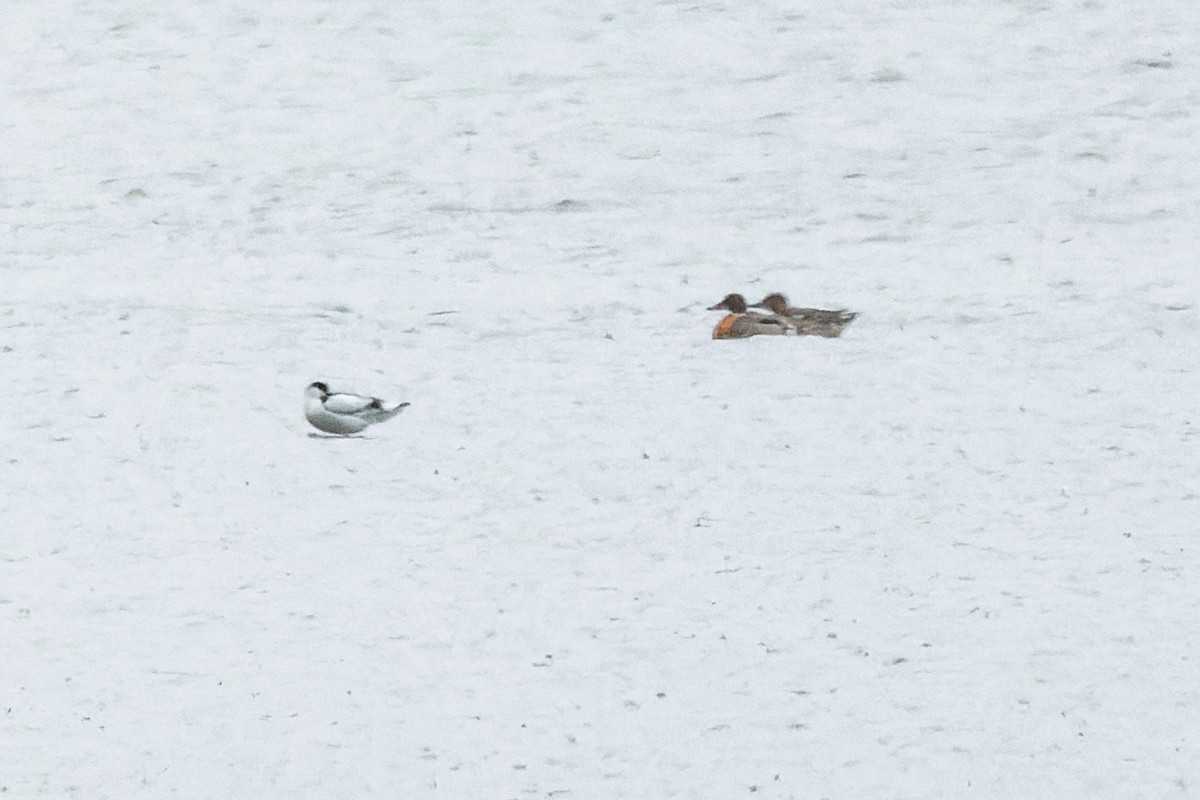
323,393,378,414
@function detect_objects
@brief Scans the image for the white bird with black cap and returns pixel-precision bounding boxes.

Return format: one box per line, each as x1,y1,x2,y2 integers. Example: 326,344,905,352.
304,381,409,435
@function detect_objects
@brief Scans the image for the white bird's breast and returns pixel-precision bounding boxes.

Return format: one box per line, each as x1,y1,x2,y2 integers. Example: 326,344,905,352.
305,400,370,434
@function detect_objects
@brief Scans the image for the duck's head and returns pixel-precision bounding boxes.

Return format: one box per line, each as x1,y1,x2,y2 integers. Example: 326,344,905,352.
752,293,789,314
306,381,330,400
708,293,749,313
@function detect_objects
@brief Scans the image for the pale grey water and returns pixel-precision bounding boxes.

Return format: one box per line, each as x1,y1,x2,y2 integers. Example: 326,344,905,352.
3,1,1199,797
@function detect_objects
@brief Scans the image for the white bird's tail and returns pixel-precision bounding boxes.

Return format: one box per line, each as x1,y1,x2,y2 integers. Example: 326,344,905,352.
371,400,409,422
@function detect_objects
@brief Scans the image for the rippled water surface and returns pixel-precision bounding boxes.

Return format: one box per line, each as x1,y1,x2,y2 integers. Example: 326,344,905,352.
3,2,1198,797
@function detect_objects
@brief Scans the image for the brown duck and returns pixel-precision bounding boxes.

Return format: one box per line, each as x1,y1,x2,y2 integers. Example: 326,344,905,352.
707,294,791,339
750,293,858,338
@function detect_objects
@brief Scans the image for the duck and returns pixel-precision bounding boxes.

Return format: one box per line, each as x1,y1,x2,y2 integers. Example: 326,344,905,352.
750,293,858,338
707,294,791,339
305,381,409,435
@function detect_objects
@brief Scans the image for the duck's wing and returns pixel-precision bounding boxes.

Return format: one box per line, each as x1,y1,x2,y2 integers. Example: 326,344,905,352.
790,307,857,325
747,311,802,333
323,392,380,415
787,313,856,337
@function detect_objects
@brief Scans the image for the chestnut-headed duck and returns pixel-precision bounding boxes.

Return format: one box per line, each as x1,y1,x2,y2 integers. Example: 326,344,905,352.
707,293,791,339
750,293,858,338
